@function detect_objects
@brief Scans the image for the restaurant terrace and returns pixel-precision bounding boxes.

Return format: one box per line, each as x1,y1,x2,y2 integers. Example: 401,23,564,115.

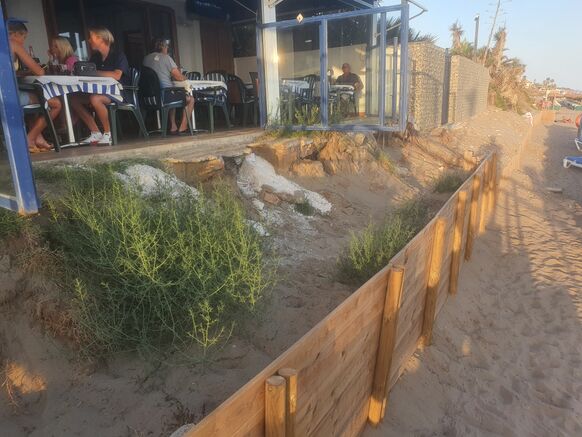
0,0,415,214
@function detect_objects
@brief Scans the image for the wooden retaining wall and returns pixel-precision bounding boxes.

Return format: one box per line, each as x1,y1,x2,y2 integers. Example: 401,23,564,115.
184,153,497,437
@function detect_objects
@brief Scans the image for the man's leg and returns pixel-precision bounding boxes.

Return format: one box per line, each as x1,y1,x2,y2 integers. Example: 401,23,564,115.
169,109,178,132
70,94,100,133
33,97,63,149
89,94,112,133
179,96,195,132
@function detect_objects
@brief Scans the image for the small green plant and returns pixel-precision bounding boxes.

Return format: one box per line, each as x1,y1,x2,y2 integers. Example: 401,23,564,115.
376,150,396,174
0,208,26,239
294,200,315,216
46,167,273,356
338,198,431,285
433,170,468,193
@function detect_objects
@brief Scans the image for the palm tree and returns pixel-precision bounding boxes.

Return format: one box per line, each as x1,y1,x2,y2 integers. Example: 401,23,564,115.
386,17,437,43
490,27,507,73
449,21,464,50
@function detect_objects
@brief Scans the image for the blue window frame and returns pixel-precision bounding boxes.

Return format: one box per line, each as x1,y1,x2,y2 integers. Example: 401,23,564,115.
0,9,40,215
255,3,411,132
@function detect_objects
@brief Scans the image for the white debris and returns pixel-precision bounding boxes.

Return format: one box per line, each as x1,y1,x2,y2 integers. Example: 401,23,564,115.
237,154,332,215
116,164,199,198
246,220,270,237
252,199,265,211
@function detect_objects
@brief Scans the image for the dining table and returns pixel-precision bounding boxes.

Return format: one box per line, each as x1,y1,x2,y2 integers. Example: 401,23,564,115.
22,75,124,146
174,79,227,130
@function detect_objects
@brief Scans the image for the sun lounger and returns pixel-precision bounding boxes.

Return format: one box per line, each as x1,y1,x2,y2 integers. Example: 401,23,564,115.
563,156,582,169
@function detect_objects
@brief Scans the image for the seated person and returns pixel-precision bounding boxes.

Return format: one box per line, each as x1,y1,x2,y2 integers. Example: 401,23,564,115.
48,36,78,73
70,26,129,145
335,63,363,91
334,63,363,115
8,18,62,153
142,38,194,134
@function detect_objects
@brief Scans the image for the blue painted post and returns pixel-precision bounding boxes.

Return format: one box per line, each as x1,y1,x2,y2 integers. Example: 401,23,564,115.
378,12,387,126
392,37,399,123
0,12,40,214
319,19,329,127
398,0,410,132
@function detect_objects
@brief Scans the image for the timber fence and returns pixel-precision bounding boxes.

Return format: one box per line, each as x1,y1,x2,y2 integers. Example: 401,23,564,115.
184,152,498,437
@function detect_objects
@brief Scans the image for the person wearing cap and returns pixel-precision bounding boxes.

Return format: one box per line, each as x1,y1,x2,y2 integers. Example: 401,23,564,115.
335,63,363,116
69,26,129,145
142,39,194,135
7,18,62,153
335,63,363,91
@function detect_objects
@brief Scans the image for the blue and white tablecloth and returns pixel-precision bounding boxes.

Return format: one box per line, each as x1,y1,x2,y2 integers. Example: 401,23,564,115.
22,75,125,103
281,79,310,95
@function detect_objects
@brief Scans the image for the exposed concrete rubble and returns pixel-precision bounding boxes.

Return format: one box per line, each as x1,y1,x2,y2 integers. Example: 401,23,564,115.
116,164,200,198
237,154,332,215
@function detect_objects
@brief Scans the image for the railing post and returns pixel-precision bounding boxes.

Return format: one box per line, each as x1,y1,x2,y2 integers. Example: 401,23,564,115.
478,159,491,235
368,266,405,426
449,191,468,295
278,368,297,437
465,173,481,261
265,376,286,437
421,218,447,346
488,153,498,217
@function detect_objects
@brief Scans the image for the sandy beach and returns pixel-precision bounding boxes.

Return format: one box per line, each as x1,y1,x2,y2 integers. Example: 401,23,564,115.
366,114,582,436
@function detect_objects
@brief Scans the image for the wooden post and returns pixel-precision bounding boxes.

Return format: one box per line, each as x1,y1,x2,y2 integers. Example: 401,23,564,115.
464,173,481,261
265,376,286,437
278,368,297,437
368,266,405,426
421,218,447,346
449,191,468,295
463,150,474,172
488,153,497,216
478,160,491,235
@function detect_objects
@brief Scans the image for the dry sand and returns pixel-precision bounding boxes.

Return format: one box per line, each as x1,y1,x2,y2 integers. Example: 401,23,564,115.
366,113,582,436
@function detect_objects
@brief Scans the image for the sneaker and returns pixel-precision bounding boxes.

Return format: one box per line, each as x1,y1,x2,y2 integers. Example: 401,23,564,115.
81,132,103,144
99,132,112,146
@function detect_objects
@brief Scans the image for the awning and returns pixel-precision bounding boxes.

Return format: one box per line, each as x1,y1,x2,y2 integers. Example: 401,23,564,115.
187,0,375,22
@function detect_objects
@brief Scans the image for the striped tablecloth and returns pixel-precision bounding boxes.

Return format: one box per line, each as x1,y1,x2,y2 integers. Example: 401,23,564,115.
281,79,310,94
22,75,125,103
331,84,355,93
186,80,227,91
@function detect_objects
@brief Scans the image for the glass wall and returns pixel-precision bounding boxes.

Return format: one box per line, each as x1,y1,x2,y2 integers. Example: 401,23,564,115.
53,0,89,60
259,5,409,132
276,23,321,126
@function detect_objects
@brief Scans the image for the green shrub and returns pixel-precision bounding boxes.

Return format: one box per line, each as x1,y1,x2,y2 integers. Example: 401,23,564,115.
433,170,468,193
47,167,273,356
376,150,396,174
0,208,26,239
338,199,430,285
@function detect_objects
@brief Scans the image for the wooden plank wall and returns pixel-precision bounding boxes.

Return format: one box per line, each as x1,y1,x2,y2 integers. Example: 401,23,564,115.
185,154,496,437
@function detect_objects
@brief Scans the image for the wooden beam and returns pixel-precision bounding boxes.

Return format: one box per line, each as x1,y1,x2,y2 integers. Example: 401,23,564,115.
462,150,474,172
478,160,491,235
421,218,446,346
368,266,405,426
449,191,468,295
265,376,286,437
488,153,497,217
464,173,481,261
278,368,297,437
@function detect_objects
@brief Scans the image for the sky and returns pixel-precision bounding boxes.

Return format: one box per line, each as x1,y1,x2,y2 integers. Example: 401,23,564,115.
382,0,582,90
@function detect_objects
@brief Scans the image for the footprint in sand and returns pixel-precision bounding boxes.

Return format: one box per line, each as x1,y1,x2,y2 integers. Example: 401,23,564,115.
499,385,514,405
